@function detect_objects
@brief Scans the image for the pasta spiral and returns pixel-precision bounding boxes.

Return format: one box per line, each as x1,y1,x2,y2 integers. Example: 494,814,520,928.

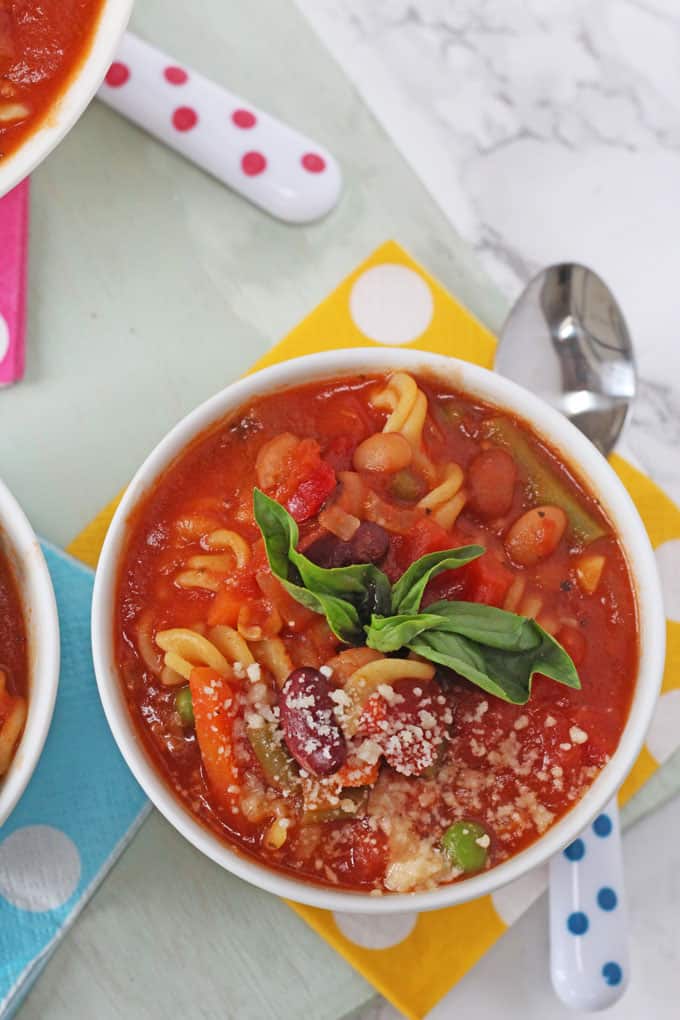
371,373,435,481
155,628,232,683
175,529,251,592
417,463,467,529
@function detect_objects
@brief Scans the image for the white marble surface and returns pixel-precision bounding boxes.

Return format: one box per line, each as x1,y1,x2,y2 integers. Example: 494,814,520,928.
298,0,680,507
293,1,680,1017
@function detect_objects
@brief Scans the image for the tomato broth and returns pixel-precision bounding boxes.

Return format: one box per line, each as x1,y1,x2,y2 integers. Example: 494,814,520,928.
0,0,105,161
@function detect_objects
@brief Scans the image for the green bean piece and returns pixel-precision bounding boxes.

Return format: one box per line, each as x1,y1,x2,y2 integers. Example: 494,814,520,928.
389,469,427,503
302,786,368,824
442,820,490,873
484,418,605,543
247,722,301,794
175,686,194,727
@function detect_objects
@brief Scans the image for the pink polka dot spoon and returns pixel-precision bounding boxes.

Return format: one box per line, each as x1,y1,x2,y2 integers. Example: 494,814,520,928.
98,33,342,224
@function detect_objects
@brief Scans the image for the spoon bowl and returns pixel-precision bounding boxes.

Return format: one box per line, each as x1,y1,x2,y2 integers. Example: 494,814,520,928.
496,264,636,455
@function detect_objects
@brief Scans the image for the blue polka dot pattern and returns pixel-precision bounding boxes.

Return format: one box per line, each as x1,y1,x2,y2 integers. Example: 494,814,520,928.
567,911,589,935
602,962,623,986
593,813,613,837
597,887,618,911
563,838,585,861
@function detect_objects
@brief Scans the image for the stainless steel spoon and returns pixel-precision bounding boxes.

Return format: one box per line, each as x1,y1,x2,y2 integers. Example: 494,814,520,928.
497,264,635,1010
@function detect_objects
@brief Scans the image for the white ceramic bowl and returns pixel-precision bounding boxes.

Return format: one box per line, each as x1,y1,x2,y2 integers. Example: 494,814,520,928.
91,348,665,913
0,0,134,198
0,479,60,826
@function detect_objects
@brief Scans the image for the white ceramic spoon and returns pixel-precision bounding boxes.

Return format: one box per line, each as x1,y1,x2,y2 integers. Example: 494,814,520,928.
496,264,636,1009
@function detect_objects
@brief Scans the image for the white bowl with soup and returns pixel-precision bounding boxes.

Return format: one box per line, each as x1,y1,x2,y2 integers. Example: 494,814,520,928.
0,0,133,197
0,478,59,825
91,348,664,913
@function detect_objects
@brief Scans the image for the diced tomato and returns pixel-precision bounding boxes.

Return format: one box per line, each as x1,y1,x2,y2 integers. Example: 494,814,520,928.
377,678,452,777
461,552,513,608
408,517,456,559
332,820,388,886
356,694,388,736
189,668,240,809
286,461,337,522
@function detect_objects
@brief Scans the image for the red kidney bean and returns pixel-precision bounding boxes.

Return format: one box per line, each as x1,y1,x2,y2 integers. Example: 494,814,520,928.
305,522,389,569
279,668,347,776
467,448,517,519
304,533,353,568
349,522,389,564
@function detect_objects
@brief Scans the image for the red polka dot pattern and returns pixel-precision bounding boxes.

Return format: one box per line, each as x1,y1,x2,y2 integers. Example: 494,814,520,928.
301,153,326,173
241,151,267,176
232,109,257,129
164,66,188,85
106,62,130,88
172,106,198,132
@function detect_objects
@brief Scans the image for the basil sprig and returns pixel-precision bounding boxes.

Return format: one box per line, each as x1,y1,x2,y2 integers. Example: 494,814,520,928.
253,489,580,704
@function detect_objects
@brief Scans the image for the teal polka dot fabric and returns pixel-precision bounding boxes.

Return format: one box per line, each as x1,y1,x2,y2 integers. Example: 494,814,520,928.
0,544,149,1018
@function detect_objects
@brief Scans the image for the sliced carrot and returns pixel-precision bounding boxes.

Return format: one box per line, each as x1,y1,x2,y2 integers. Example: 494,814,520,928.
207,588,243,628
189,667,240,808
334,756,381,788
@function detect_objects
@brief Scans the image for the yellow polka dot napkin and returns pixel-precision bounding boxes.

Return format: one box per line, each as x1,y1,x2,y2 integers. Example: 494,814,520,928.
68,242,680,1020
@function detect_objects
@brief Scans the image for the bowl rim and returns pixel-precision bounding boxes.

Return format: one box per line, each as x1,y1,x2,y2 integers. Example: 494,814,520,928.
0,478,60,827
0,0,134,198
91,347,665,914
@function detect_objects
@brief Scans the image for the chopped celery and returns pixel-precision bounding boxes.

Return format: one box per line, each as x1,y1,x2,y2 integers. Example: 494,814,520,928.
484,418,605,542
302,786,368,824
247,722,301,794
175,687,194,727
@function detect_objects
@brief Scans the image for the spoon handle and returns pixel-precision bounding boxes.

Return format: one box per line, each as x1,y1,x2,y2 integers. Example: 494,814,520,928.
550,797,628,1009
97,32,342,224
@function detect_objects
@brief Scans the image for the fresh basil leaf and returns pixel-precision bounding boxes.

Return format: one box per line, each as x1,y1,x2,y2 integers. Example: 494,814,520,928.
253,486,300,579
390,546,484,614
253,488,363,643
294,555,391,614
366,612,445,652
424,600,542,651
407,621,580,705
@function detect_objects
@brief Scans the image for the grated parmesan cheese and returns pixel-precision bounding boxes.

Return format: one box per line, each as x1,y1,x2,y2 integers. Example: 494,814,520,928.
569,725,588,744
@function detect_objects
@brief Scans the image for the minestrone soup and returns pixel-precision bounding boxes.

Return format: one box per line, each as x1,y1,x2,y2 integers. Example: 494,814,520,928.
0,0,105,161
0,543,27,777
115,372,638,893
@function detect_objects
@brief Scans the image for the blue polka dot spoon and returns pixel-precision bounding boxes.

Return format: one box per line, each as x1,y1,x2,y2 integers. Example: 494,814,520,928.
497,264,635,1009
